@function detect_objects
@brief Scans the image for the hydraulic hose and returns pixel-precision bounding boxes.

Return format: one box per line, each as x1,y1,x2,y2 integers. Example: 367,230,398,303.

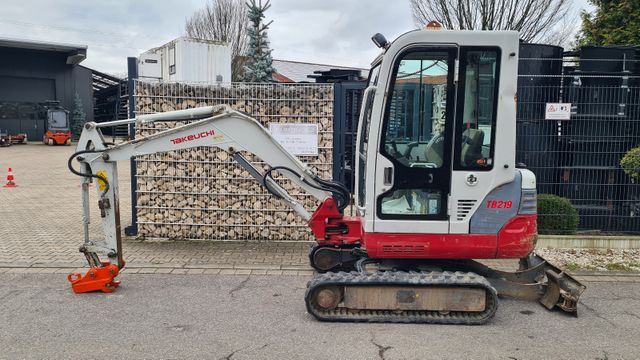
312,175,351,205
261,166,351,212
68,149,110,196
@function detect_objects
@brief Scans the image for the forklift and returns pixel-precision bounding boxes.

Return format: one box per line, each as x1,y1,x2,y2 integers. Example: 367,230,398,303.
42,101,72,146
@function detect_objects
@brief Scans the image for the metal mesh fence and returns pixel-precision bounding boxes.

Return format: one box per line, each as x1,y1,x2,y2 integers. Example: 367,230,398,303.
132,56,640,238
133,81,333,240
517,56,640,234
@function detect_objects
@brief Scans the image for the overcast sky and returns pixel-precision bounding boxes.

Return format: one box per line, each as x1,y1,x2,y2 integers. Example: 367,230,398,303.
0,0,593,75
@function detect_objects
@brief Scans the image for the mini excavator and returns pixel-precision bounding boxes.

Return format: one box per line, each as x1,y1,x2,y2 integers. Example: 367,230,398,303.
67,28,585,324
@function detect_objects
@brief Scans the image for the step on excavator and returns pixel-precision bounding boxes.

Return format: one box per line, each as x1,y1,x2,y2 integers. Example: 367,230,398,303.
67,28,585,324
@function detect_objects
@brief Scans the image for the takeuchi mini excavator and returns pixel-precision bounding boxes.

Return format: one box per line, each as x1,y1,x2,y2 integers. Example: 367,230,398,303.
67,29,585,324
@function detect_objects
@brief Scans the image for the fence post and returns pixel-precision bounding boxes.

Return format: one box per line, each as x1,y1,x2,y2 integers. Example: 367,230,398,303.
124,57,138,236
331,82,366,192
332,83,344,185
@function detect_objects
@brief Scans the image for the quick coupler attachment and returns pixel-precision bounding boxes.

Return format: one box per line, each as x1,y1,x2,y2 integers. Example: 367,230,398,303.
68,261,121,294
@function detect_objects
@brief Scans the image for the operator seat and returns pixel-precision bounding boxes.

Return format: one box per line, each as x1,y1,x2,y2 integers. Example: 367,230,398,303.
460,128,484,167
423,132,444,167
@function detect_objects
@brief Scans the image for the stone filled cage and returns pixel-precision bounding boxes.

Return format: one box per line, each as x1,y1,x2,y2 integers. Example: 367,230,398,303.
133,81,334,241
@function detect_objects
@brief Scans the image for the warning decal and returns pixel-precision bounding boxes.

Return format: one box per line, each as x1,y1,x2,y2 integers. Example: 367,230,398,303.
96,171,108,191
545,103,571,120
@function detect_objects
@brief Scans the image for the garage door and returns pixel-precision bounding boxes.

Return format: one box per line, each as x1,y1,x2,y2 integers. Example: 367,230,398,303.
0,76,55,140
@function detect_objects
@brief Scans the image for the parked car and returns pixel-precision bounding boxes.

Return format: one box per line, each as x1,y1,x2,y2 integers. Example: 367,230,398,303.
0,128,27,145
0,129,11,147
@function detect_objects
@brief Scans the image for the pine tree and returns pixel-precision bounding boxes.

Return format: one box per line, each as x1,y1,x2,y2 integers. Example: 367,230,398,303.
240,0,275,82
71,92,86,138
576,0,640,47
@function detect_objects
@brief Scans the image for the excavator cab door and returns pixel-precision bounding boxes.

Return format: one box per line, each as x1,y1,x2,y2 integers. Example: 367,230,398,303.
373,46,457,234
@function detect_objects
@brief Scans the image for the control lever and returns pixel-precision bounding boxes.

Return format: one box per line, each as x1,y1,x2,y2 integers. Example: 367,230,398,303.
403,141,419,159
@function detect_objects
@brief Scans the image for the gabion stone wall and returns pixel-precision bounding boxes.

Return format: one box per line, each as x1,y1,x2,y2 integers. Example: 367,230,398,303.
134,81,334,240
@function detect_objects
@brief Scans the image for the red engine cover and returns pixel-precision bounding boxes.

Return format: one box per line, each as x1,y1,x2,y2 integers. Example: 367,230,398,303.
363,215,537,260
308,199,537,260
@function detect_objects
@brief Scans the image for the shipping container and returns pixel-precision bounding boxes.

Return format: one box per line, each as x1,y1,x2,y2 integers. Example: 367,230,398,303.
139,37,231,83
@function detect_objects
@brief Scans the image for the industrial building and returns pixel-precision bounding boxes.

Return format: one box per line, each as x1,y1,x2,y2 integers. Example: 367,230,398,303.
0,37,94,141
271,59,367,82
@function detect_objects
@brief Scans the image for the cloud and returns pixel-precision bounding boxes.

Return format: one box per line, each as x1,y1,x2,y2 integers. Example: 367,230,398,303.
0,0,594,74
268,0,413,67
0,0,202,73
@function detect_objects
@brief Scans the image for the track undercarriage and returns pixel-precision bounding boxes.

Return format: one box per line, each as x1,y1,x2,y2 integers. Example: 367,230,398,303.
306,245,585,324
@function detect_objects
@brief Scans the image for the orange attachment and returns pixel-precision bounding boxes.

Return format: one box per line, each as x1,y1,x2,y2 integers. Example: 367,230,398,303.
68,262,120,294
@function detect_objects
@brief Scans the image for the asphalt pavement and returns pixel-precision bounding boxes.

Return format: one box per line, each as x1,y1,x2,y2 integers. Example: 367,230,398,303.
1,273,638,360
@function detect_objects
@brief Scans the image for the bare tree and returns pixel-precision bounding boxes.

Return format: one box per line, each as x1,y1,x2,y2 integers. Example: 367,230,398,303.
539,13,578,48
185,0,249,80
410,0,572,42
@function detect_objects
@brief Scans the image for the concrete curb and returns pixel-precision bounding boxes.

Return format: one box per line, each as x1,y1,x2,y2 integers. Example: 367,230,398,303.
537,235,640,249
0,262,316,276
2,264,640,281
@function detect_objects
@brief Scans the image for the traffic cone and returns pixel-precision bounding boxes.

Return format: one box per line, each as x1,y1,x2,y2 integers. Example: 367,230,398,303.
3,167,17,188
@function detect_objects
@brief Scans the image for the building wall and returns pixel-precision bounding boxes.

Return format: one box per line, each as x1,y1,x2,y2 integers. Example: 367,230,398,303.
0,47,93,140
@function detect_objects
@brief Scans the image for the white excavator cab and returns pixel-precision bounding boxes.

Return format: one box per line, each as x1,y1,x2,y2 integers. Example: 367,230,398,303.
356,30,522,236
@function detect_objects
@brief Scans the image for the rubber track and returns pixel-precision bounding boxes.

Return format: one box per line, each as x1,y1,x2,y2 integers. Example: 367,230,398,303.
305,271,498,325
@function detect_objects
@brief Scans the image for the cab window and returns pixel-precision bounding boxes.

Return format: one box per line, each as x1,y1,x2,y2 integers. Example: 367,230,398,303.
368,63,381,87
356,63,380,208
454,48,500,170
357,87,375,207
378,49,454,218
380,50,449,169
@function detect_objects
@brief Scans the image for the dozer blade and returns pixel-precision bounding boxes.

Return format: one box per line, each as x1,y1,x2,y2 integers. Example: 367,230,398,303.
305,271,499,325
524,253,586,315
434,253,586,316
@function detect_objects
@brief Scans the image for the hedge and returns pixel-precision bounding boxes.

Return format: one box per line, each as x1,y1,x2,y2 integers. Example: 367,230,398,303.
537,194,579,235
620,146,640,180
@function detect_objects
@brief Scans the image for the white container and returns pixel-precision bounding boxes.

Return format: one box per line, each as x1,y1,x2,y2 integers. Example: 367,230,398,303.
138,53,161,80
140,37,232,83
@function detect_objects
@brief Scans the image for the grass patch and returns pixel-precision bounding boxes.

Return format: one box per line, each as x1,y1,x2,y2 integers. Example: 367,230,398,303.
606,263,632,271
565,262,581,271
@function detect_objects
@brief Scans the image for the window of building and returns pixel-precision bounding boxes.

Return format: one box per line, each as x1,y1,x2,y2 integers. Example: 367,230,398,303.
168,46,176,75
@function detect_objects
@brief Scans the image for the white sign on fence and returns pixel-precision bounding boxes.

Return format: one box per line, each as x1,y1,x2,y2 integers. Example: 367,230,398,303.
269,123,319,155
545,103,572,120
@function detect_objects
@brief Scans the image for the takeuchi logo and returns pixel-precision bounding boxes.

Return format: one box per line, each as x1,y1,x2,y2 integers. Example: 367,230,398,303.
170,130,215,144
